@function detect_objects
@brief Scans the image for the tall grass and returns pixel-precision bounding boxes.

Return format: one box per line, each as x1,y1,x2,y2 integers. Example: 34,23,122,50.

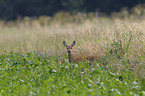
0,18,145,77
0,18,112,55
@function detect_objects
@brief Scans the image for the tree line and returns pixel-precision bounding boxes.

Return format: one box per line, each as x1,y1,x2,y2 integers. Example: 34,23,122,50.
0,0,144,20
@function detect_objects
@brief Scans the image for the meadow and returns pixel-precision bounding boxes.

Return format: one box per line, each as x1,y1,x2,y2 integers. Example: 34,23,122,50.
0,17,145,95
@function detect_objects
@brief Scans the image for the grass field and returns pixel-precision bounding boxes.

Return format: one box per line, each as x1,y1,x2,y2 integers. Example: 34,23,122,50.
0,18,145,95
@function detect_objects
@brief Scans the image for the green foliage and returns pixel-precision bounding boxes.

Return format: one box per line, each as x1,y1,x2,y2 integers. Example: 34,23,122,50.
0,52,145,95
62,0,84,11
111,4,145,19
52,12,86,24
0,0,144,20
107,40,125,59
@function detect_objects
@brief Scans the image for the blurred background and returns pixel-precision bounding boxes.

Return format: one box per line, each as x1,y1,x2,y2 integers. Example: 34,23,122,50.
0,0,145,57
0,0,145,21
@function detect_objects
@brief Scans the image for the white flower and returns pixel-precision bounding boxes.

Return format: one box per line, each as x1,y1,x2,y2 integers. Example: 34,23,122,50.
88,84,92,87
115,89,121,95
52,69,56,72
75,64,78,67
20,79,24,82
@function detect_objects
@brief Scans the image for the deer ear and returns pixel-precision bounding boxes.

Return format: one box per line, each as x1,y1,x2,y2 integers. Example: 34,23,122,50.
71,41,76,47
63,41,67,47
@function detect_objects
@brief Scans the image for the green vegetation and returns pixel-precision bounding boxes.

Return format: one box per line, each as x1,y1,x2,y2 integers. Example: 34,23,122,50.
0,51,145,95
0,14,145,95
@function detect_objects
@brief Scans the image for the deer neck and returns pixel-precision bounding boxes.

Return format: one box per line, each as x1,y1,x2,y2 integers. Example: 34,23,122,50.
68,52,74,63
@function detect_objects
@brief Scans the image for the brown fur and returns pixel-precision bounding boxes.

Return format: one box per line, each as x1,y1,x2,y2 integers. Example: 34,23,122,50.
85,55,98,63
63,41,97,63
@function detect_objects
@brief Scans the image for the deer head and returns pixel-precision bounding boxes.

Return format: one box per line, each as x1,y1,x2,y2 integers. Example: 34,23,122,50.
63,41,75,53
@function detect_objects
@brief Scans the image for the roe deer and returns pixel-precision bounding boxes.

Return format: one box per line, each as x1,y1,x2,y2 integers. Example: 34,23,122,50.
63,41,98,63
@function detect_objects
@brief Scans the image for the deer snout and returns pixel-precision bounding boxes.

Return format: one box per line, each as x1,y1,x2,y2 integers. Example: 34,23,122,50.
67,49,71,53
